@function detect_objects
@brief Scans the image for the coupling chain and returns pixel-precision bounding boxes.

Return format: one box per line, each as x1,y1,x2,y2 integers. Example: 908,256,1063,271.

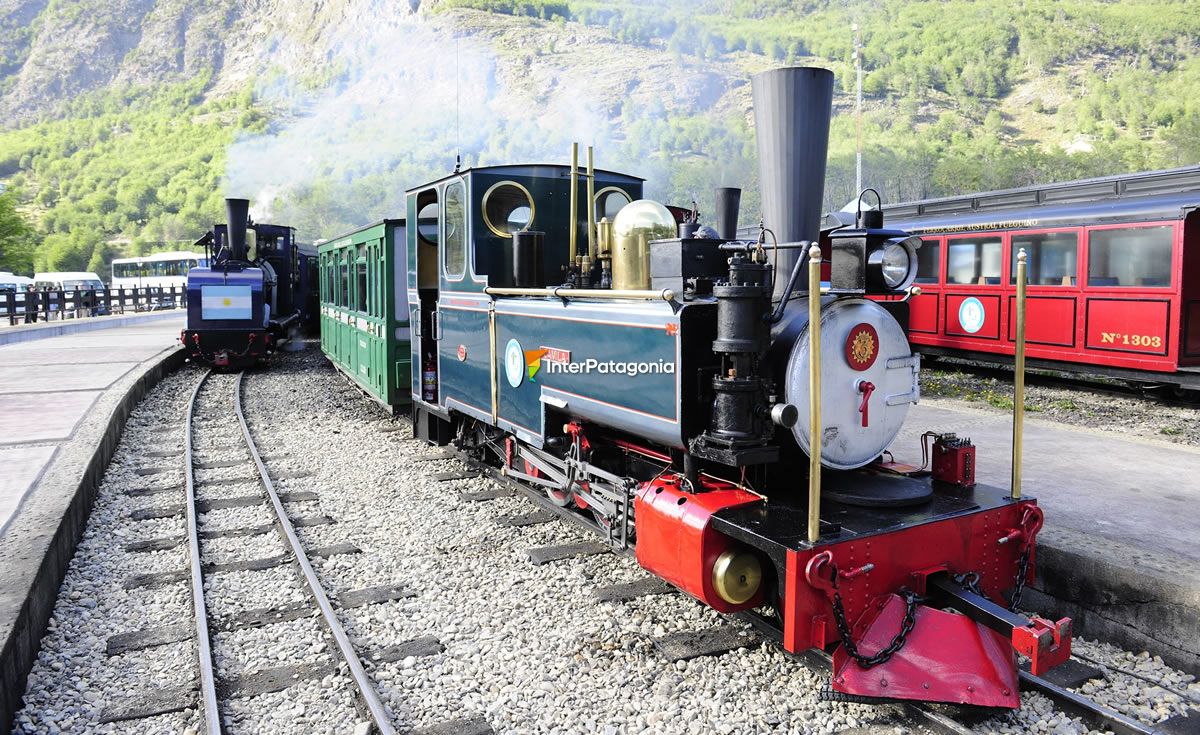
830,576,922,669
954,543,1030,612
953,571,983,597
1009,546,1031,611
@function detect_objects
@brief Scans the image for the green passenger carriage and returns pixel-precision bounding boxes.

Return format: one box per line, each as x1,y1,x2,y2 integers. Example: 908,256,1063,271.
318,219,411,410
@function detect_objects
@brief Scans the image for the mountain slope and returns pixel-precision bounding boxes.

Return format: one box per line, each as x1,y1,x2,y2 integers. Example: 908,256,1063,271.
0,0,1198,274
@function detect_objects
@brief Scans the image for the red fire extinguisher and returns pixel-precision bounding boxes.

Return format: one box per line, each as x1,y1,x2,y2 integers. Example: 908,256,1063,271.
422,352,437,402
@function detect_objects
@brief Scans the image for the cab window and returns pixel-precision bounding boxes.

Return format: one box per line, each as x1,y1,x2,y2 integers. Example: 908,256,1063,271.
1011,231,1079,286
1087,226,1172,288
443,181,466,278
946,235,1003,285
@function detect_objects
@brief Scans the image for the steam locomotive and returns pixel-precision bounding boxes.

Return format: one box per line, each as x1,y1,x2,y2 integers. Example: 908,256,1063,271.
319,66,1072,707
182,199,318,368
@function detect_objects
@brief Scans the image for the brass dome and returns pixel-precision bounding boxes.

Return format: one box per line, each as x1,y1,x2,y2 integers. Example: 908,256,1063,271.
612,199,677,241
611,199,676,290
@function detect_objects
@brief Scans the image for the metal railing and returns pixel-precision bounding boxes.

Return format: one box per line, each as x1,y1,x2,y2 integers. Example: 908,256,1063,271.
0,287,185,325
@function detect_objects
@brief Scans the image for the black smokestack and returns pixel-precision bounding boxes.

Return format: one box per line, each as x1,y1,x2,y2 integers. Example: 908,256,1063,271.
714,187,741,240
225,198,250,262
751,67,834,300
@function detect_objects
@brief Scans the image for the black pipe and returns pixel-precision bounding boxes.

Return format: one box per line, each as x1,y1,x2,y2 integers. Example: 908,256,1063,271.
513,230,545,287
225,198,250,262
766,242,810,324
714,187,741,240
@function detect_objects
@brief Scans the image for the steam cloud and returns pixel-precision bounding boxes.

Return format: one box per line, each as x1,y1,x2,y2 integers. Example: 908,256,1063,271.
223,10,664,238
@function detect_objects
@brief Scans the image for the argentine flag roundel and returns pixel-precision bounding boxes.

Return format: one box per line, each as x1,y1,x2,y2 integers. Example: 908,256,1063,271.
201,285,253,320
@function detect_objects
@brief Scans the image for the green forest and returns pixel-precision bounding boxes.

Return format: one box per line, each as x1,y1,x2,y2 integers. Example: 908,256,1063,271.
1,0,1199,277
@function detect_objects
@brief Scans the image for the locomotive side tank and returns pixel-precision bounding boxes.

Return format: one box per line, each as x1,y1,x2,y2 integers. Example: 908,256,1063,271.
384,66,1073,709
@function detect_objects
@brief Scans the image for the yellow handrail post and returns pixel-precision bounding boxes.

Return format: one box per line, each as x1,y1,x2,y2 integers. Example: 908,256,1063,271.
568,143,579,265
806,243,823,544
586,145,596,263
1011,248,1027,499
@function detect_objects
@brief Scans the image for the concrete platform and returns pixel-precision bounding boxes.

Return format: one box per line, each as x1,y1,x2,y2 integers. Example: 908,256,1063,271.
895,398,1200,676
0,308,183,346
0,317,184,731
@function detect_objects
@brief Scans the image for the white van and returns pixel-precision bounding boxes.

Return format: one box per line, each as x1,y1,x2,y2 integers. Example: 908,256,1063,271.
32,272,107,318
33,271,105,290
0,272,33,318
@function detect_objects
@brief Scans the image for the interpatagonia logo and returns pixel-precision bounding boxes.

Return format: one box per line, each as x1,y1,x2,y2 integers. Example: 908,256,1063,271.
524,348,547,382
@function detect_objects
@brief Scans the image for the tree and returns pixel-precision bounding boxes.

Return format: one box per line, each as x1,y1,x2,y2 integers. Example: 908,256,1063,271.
0,190,35,275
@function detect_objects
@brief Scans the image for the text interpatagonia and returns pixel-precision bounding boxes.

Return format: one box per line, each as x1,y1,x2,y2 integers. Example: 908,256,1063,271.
544,359,675,376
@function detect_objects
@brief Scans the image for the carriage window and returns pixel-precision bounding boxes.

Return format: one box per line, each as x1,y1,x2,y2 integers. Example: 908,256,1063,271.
340,256,350,307
482,181,535,237
596,187,632,221
916,239,940,284
1087,226,1172,288
444,181,466,278
356,257,367,313
1011,232,1079,286
946,236,1003,285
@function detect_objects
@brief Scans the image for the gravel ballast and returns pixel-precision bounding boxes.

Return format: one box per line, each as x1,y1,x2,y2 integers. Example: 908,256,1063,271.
12,344,1199,734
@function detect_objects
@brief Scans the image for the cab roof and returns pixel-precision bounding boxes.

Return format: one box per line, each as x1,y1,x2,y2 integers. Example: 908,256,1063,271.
405,163,644,195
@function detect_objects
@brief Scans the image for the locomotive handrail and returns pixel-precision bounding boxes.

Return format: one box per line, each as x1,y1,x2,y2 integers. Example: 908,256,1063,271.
807,244,823,544
1012,248,1028,499
484,286,676,301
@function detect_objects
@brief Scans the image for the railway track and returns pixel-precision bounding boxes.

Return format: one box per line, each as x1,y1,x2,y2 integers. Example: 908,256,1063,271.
180,369,397,734
100,371,489,734
923,355,1200,407
432,430,1196,735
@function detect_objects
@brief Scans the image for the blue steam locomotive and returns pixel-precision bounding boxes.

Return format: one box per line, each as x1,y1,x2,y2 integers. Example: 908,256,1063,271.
319,66,1073,708
182,198,317,368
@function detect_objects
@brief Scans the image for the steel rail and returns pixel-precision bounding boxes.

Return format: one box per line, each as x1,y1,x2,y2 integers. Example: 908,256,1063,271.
1018,670,1162,735
923,355,1200,406
183,369,222,735
232,372,397,735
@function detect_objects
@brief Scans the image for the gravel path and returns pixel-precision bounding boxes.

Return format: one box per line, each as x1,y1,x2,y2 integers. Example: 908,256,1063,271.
13,344,1199,734
920,363,1200,446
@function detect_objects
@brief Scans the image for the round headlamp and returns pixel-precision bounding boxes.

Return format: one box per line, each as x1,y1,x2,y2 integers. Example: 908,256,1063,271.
867,235,920,292
881,243,910,288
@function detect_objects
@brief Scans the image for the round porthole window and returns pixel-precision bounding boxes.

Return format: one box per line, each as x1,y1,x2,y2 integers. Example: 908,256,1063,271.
482,181,536,238
595,186,633,222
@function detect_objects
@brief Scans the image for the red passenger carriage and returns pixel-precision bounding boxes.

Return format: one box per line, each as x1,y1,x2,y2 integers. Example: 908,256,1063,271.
877,168,1200,390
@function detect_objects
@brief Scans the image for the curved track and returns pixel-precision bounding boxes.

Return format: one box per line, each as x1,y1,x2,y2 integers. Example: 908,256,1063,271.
182,370,396,734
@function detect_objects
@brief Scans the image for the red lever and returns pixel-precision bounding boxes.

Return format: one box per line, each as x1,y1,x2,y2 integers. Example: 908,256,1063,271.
857,381,875,427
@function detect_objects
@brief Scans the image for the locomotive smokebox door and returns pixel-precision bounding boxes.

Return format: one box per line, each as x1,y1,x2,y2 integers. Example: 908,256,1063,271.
779,298,921,471
932,433,976,488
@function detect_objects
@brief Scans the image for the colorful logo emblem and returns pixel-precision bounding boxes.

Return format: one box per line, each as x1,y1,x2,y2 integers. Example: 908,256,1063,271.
504,339,547,387
456,344,467,362
845,322,880,371
958,297,986,334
